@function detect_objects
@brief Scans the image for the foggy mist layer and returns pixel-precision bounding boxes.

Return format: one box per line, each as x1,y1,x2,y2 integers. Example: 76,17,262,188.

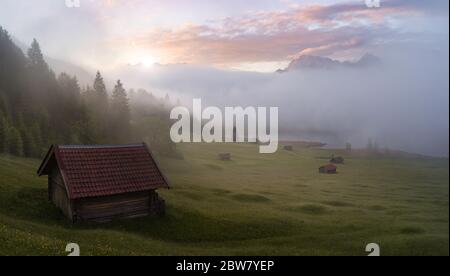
110,45,449,157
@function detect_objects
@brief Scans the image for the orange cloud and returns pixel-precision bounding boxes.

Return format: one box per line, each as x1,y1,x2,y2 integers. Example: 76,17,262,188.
111,0,430,67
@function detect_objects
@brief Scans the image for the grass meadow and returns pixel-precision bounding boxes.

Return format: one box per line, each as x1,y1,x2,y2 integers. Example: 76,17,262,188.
0,142,448,255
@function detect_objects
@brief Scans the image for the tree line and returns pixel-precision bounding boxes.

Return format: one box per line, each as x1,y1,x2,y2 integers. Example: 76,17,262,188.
0,26,177,158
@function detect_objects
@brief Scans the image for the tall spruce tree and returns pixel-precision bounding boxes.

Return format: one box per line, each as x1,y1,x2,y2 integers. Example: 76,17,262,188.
93,71,108,107
7,126,23,156
110,80,131,142
26,38,63,145
89,71,109,142
27,39,48,70
15,112,36,157
0,116,8,153
21,127,37,157
30,121,43,156
0,27,28,108
77,102,97,144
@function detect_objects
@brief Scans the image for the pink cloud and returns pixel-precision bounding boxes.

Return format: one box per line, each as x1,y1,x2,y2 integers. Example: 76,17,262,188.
112,0,429,66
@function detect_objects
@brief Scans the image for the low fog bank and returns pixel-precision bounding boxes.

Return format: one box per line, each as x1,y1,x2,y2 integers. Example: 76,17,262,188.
109,47,449,157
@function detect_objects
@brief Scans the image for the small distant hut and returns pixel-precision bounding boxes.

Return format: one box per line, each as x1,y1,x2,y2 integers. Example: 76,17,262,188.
284,145,293,151
37,143,169,223
219,153,231,161
330,155,344,164
319,164,337,174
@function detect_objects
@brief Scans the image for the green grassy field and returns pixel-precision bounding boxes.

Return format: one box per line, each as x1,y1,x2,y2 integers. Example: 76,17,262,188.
0,143,448,256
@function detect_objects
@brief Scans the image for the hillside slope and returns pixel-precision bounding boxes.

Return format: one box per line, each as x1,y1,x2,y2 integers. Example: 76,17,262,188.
0,143,448,256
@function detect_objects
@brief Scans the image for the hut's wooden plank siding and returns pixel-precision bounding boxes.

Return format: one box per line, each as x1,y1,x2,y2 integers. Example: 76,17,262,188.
75,191,153,222
49,168,73,220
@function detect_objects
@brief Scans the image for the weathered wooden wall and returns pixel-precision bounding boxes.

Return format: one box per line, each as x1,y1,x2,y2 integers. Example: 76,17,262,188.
49,168,73,220
47,167,165,222
73,191,156,222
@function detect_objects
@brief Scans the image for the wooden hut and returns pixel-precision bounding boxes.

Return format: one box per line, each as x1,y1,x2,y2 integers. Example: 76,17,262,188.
37,143,169,223
330,156,344,164
219,153,231,161
283,145,293,151
319,164,337,174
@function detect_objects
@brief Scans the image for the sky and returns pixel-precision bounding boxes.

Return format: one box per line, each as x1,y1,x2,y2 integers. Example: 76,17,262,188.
0,0,448,72
0,0,449,156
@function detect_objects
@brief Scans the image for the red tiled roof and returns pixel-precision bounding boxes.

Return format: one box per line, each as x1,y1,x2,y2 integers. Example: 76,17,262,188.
320,163,337,170
37,144,169,199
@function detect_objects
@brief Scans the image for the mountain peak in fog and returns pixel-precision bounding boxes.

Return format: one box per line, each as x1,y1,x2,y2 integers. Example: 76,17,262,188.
277,53,381,73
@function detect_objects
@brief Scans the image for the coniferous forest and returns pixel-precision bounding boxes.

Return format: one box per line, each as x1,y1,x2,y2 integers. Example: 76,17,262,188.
0,26,177,159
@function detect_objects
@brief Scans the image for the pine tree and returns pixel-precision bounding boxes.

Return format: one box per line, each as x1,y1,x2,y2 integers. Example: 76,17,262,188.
26,38,59,123
30,121,43,157
110,80,131,142
7,126,24,156
13,112,34,157
37,110,50,147
27,39,48,70
112,80,130,122
112,81,130,107
58,73,80,100
1,27,28,106
20,127,37,157
89,71,109,142
0,97,7,117
77,104,97,144
0,116,8,153
93,71,108,105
